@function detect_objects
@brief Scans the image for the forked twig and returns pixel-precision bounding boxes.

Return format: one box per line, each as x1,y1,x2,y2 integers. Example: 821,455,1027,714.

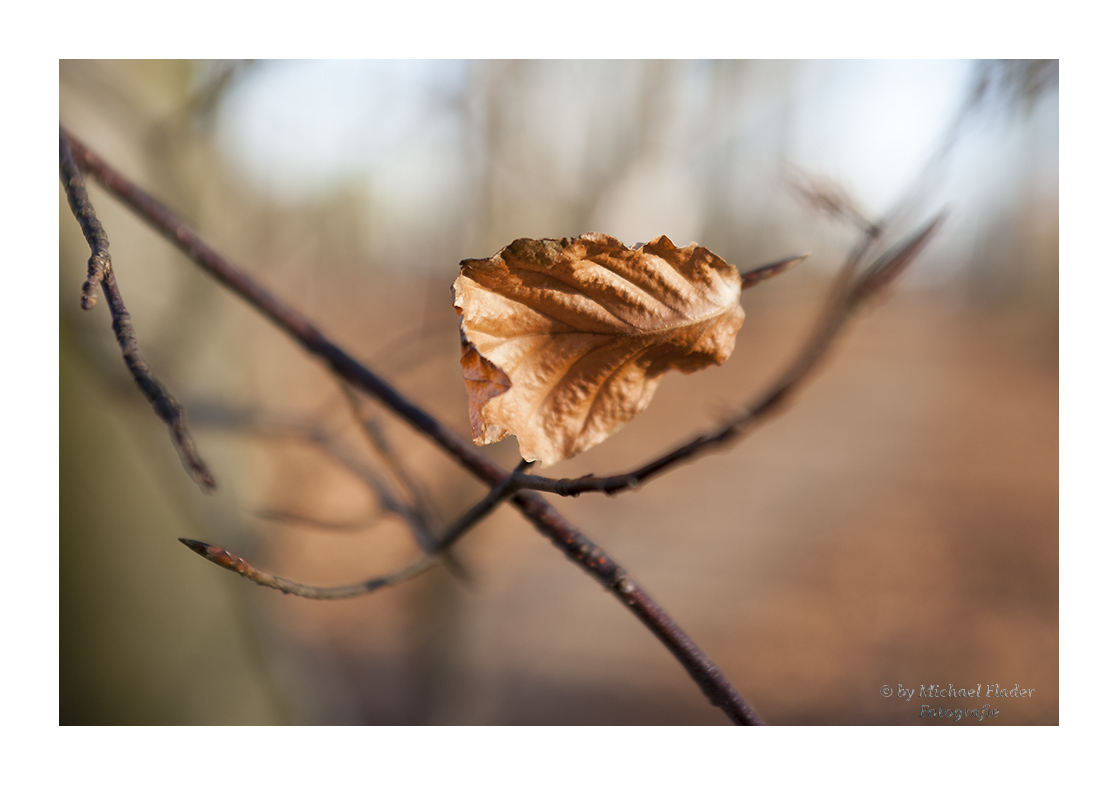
62,127,764,724
59,129,216,492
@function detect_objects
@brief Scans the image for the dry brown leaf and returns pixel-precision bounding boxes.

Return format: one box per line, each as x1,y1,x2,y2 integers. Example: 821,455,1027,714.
452,232,745,467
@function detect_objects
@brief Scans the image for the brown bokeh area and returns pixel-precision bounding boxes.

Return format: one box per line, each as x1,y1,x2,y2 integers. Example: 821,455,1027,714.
60,60,1057,724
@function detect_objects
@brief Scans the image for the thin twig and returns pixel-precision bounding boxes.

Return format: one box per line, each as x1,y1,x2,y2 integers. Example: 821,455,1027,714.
177,462,521,600
329,386,471,577
439,460,531,548
338,383,441,534
788,170,881,237
507,214,944,498
59,129,216,492
186,402,425,540
740,252,810,289
178,537,439,600
850,217,943,307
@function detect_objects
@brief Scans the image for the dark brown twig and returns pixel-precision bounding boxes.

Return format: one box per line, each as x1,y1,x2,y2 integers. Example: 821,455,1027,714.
178,537,438,600
59,129,216,492
440,459,531,548
506,214,944,498
63,127,763,724
740,252,810,289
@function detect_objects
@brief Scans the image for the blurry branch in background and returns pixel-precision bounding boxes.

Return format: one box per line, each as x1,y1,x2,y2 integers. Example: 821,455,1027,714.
180,459,534,601
851,219,942,305
970,59,1059,116
250,508,379,533
178,60,256,132
854,59,1057,244
60,126,765,725
186,402,428,543
189,399,469,578
788,172,879,236
59,129,216,492
338,383,441,540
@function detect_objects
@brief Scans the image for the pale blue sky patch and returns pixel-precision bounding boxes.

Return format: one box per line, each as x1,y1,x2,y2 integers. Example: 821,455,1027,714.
215,59,470,206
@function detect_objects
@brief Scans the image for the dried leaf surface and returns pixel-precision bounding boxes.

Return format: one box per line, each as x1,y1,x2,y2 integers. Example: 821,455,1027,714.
453,233,745,466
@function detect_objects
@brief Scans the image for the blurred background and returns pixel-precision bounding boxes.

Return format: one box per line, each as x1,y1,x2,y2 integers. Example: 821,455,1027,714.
59,60,1057,724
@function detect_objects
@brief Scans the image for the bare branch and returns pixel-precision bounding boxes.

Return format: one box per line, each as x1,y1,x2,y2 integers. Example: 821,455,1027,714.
59,129,216,492
60,125,778,724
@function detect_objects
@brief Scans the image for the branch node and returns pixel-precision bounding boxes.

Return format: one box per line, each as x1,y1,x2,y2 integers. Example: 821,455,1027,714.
81,257,111,310
612,573,636,601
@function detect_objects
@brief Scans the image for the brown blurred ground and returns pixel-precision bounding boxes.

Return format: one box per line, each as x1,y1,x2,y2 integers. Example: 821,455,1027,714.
60,60,1057,725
